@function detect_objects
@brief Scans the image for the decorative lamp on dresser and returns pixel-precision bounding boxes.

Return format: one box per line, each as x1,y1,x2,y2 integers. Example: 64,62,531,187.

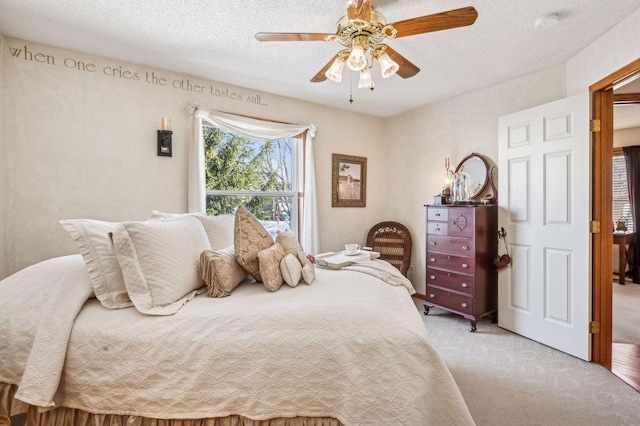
424,152,499,332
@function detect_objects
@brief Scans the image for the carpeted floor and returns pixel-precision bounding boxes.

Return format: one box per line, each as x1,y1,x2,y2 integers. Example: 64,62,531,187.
613,281,640,344
422,307,640,426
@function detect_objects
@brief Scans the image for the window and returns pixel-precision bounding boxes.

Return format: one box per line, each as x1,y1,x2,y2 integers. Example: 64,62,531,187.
613,152,634,232
203,126,300,236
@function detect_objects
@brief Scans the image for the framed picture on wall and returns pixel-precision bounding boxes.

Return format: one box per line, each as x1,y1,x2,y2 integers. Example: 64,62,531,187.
332,153,367,207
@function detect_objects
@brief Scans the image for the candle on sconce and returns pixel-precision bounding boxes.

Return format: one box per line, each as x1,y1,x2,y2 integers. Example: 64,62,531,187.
161,117,172,131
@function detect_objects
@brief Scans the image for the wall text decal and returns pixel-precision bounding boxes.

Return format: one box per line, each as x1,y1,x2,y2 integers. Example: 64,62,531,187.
7,44,268,106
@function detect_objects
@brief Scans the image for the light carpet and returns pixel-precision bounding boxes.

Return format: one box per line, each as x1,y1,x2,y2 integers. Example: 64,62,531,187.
422,307,640,426
613,281,640,344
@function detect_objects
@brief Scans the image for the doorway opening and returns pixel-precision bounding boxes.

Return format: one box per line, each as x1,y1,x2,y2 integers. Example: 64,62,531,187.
591,57,640,392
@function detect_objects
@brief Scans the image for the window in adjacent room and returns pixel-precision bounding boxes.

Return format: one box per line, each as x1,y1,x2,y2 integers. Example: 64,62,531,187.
613,151,634,232
203,125,300,236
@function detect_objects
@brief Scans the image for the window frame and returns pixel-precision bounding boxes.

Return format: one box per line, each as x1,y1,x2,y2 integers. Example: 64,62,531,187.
612,148,634,232
203,126,302,236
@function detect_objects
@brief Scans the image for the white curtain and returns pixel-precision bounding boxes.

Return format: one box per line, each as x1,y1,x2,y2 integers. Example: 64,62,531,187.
189,107,318,253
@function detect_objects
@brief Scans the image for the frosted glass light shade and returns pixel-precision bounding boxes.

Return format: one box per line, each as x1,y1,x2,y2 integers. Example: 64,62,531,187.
325,58,345,83
358,68,373,89
378,52,399,78
347,45,367,71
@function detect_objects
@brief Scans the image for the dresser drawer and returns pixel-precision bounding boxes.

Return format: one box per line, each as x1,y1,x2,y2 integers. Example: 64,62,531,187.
427,252,475,274
427,221,448,235
426,268,474,294
427,207,449,222
426,285,473,315
448,208,475,238
427,235,474,256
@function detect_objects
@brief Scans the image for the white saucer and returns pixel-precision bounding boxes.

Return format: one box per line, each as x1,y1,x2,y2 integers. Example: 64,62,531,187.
344,250,361,256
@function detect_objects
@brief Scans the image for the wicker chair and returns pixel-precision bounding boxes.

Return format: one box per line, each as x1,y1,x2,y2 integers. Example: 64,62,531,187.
366,221,412,277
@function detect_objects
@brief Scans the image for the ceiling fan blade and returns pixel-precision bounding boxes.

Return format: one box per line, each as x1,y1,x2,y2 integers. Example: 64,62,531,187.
383,46,420,79
255,32,333,42
391,6,478,38
346,0,371,21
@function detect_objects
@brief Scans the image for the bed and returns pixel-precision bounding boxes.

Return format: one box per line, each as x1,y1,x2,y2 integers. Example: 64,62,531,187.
0,210,474,426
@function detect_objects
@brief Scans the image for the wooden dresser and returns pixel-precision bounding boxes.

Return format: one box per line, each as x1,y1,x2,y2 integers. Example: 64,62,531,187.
424,204,498,331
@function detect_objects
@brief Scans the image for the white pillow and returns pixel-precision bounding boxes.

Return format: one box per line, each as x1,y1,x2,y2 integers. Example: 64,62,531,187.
298,251,316,285
59,219,132,309
112,215,211,315
150,211,235,251
280,253,302,287
196,214,235,250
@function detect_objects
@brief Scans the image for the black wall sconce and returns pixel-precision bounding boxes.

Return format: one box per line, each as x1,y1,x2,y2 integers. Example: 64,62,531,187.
157,117,172,157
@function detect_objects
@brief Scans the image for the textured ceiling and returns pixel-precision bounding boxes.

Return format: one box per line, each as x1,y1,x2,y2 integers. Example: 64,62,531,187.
1,0,640,117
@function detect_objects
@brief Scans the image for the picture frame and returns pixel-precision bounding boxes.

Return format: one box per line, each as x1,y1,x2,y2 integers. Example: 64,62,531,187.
332,153,367,207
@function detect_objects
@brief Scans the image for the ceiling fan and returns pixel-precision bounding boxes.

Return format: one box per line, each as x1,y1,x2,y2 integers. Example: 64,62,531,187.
255,1,478,90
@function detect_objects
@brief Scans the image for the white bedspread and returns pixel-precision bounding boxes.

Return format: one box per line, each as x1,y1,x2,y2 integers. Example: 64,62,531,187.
0,255,474,425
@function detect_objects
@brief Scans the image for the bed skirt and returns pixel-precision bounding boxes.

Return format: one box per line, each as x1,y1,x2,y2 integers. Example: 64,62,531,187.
1,383,343,426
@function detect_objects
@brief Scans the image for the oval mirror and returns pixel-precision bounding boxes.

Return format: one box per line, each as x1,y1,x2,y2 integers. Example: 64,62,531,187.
454,153,490,200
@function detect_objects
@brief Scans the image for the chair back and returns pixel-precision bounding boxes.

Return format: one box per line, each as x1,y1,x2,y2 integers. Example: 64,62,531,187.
366,221,412,277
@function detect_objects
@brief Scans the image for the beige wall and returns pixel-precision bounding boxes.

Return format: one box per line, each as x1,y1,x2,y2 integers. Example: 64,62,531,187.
0,37,386,278
384,65,567,294
0,35,5,279
614,127,640,147
566,7,640,94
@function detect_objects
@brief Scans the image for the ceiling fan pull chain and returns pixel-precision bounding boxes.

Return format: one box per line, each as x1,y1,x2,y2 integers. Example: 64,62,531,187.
349,71,354,104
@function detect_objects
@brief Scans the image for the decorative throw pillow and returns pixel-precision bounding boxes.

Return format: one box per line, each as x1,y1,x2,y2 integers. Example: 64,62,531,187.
298,251,316,285
200,246,248,297
112,215,211,315
280,253,302,287
59,218,132,309
149,211,235,251
276,230,302,256
234,206,274,282
257,243,285,292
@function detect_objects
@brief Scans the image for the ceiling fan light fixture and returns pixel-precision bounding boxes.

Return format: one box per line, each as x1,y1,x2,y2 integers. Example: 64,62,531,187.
358,67,373,89
325,57,345,82
347,44,367,71
378,52,399,78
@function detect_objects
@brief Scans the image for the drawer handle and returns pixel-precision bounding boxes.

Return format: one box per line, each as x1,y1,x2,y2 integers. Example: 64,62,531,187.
435,213,441,217
429,294,436,299
447,255,451,260
430,241,436,246
462,263,469,268
461,303,467,308
461,283,468,288
435,225,440,231
462,245,469,250
430,275,436,280
430,258,436,262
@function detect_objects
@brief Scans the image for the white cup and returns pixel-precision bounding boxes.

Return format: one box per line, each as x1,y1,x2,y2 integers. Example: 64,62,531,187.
345,244,360,254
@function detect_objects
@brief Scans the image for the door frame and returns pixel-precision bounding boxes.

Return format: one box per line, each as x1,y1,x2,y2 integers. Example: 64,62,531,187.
590,57,640,369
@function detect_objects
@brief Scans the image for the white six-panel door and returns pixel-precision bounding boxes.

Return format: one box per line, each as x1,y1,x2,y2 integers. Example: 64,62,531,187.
498,93,591,361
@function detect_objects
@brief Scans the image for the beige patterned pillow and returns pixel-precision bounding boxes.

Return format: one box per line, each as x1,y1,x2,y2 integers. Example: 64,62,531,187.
257,243,285,292
280,253,302,287
298,251,316,284
276,230,302,256
234,206,274,282
112,216,210,315
200,246,248,297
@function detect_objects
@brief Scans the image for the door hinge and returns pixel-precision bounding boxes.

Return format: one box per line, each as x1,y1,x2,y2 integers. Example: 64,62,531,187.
589,220,601,233
590,119,601,132
589,321,600,334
